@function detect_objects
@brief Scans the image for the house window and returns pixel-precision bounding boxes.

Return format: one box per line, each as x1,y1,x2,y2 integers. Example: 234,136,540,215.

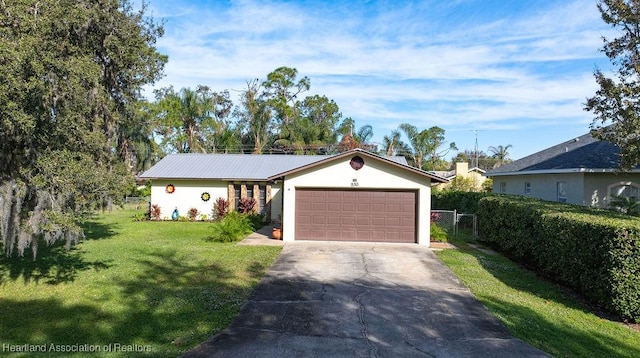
524,182,531,194
608,182,640,200
499,182,506,193
557,182,567,203
259,185,267,215
246,185,253,201
234,184,241,209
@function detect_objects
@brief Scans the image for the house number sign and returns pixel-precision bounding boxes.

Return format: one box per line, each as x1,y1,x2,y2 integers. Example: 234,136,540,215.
351,179,359,187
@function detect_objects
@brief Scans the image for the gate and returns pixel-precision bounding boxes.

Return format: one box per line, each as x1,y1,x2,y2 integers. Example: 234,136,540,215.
431,210,477,239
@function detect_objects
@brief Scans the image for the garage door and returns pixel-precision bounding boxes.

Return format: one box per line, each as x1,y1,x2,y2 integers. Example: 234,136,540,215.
295,189,417,243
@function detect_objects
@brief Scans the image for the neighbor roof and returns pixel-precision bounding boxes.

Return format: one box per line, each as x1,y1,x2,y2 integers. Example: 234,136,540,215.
139,150,410,181
487,131,639,176
431,167,486,180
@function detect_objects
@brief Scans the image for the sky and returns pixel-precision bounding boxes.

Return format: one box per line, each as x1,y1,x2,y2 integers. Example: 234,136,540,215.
142,0,614,160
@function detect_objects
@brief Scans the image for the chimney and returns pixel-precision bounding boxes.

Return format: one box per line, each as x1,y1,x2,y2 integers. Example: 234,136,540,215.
455,162,469,178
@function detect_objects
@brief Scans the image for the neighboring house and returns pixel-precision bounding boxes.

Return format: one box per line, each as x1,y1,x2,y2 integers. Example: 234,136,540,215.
431,162,487,190
486,131,640,208
139,149,447,245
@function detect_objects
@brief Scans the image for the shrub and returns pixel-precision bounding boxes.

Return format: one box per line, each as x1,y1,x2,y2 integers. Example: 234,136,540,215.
187,207,199,221
132,212,147,222
209,211,254,243
246,213,267,230
478,194,640,322
432,191,488,213
610,196,640,216
213,197,229,219
137,181,151,198
237,197,256,214
444,176,481,192
430,223,448,242
150,204,161,220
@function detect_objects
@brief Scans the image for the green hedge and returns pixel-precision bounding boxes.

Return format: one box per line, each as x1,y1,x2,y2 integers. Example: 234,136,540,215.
431,191,488,213
477,195,640,322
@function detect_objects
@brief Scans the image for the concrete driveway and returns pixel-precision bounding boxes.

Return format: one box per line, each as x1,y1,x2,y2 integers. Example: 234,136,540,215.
183,242,547,358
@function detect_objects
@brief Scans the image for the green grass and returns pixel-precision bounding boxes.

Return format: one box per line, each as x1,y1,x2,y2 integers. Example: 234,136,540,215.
0,208,282,357
435,235,640,357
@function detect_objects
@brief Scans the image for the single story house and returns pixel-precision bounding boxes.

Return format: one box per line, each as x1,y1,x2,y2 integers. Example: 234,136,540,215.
431,162,487,190
139,149,447,245
485,131,640,208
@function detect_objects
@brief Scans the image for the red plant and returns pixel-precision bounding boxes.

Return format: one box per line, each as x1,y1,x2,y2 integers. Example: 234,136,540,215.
150,204,161,220
237,197,256,214
214,197,229,219
187,207,199,221
430,212,440,222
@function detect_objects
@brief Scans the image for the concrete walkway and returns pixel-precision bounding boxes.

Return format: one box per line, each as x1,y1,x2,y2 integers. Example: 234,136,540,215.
183,242,548,358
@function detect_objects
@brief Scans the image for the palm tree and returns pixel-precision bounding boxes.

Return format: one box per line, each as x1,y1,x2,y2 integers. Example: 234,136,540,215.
399,123,428,169
382,129,409,156
154,86,216,153
354,124,373,144
488,144,513,168
399,123,456,170
236,79,273,154
336,118,374,151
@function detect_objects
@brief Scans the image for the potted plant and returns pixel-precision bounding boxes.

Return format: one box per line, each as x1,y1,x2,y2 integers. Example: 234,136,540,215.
272,227,282,240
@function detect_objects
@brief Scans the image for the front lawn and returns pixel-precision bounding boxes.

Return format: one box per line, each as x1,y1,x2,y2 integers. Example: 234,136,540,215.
435,237,640,357
0,208,281,357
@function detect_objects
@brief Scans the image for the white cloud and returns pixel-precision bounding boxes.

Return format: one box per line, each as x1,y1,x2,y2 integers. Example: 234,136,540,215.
144,0,612,158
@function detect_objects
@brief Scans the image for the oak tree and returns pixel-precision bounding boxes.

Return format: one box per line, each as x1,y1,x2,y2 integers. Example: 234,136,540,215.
0,0,166,256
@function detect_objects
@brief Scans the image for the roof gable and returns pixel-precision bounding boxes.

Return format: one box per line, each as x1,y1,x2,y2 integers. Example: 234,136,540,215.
268,148,448,183
139,150,411,181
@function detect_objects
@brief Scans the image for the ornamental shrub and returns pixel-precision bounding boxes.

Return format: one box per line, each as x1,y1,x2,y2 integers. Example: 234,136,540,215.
209,211,253,242
150,204,161,220
237,197,256,214
477,194,640,322
213,197,229,219
246,213,267,230
430,223,448,242
187,207,199,221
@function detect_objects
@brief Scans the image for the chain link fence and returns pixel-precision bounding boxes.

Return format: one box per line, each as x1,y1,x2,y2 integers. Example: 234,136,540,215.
431,209,477,239
124,196,149,210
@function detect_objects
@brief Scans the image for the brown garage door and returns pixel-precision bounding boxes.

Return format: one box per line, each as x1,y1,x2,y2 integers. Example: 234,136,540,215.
295,189,417,243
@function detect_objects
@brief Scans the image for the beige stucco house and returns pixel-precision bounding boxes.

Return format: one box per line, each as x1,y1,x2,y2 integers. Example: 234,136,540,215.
140,149,447,245
431,162,487,191
486,131,640,208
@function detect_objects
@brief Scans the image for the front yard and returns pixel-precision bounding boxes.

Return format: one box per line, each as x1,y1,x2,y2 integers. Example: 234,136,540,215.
0,208,281,357
2,207,640,357
435,236,640,357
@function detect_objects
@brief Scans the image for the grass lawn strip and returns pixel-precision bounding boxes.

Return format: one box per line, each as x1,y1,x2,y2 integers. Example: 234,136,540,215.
0,208,281,357
435,238,640,357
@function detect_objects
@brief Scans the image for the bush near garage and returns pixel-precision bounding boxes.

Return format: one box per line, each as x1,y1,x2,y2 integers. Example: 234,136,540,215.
431,191,488,213
477,194,640,322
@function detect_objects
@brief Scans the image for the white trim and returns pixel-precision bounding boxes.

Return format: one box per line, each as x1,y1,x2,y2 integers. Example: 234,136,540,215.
487,168,640,177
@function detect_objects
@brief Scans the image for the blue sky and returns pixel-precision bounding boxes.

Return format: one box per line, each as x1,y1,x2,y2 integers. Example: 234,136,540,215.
143,0,613,160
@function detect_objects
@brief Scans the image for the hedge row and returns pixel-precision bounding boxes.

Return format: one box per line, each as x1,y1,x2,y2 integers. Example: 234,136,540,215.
477,195,640,322
431,191,488,213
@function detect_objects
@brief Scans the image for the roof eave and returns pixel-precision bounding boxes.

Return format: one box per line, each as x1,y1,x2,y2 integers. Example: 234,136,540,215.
136,176,271,181
487,168,640,176
267,148,449,183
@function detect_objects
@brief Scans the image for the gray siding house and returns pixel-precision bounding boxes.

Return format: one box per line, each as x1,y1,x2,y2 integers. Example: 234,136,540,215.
486,131,640,208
